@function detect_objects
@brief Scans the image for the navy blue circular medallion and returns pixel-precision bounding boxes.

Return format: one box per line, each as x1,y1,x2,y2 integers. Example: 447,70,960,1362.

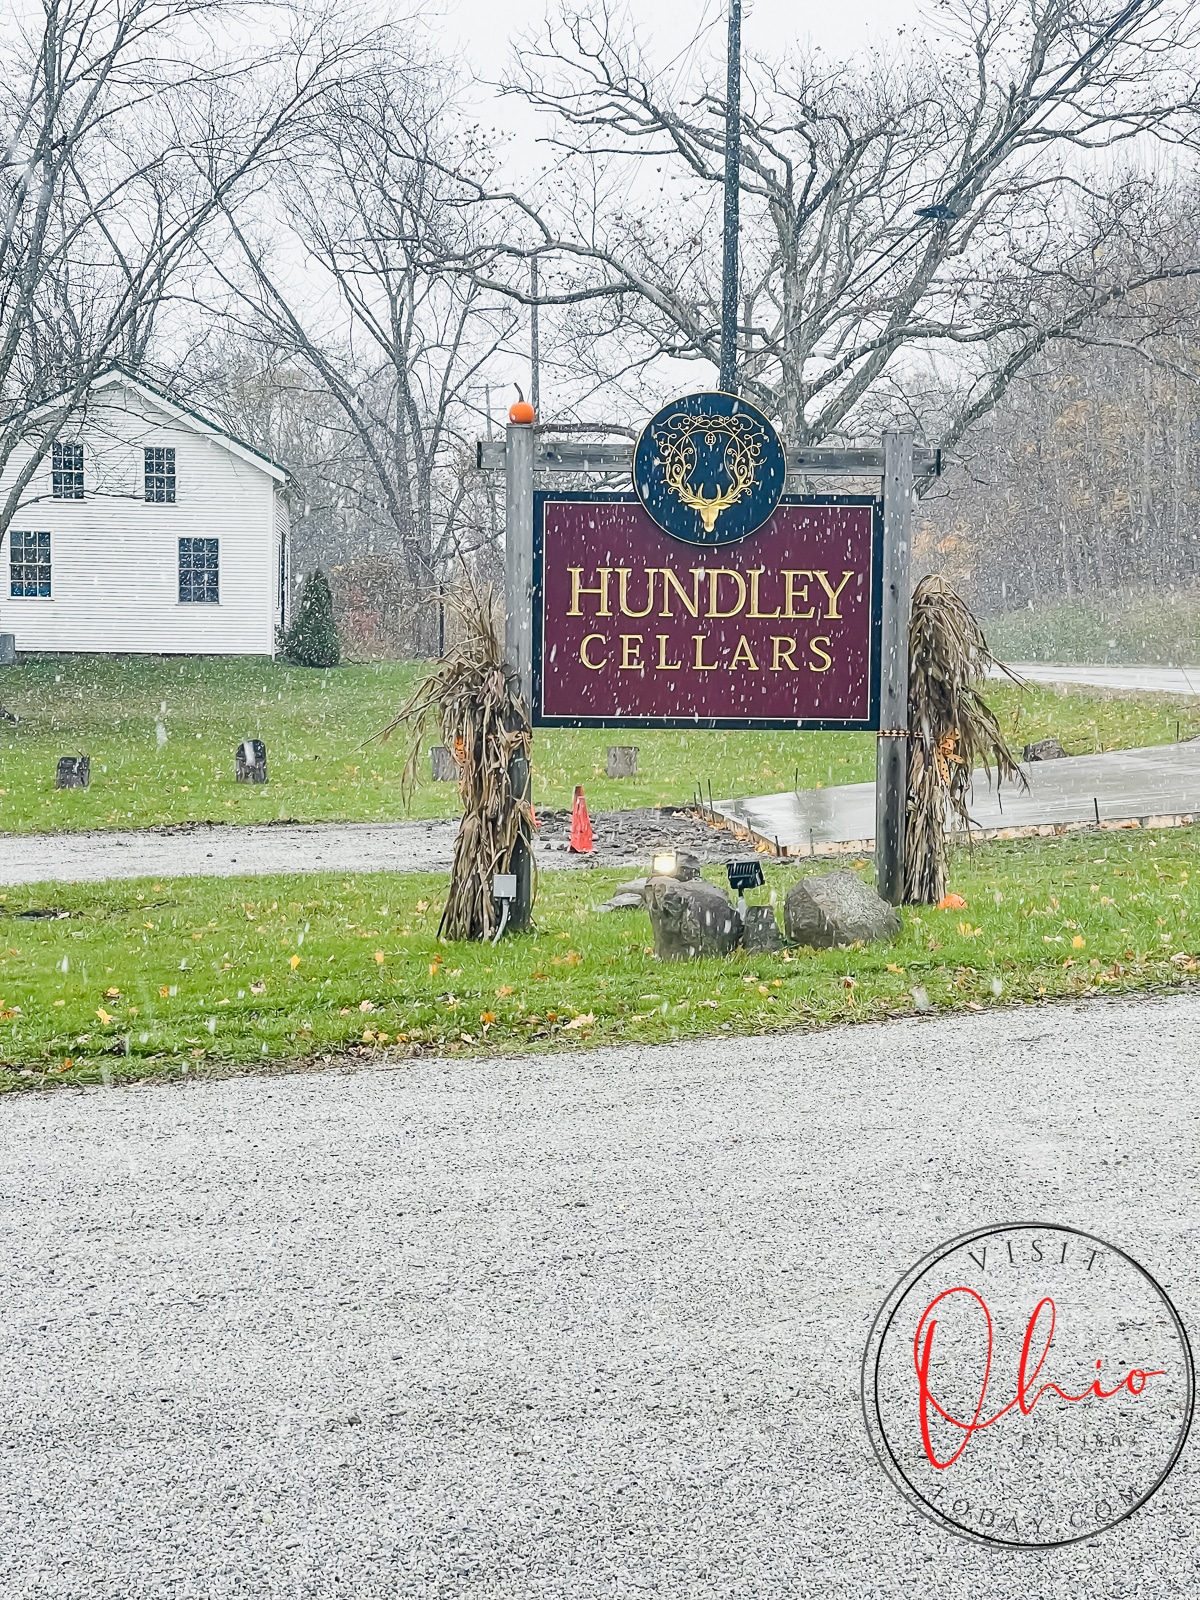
633,392,786,546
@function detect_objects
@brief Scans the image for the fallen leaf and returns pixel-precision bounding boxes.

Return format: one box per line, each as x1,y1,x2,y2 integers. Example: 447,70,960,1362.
289,954,301,970
250,981,266,995
415,900,429,913
96,1007,112,1024
886,963,905,974
374,950,386,964
1072,935,1086,950
359,999,375,1013
105,987,121,998
841,976,856,991
480,1011,496,1024
159,985,170,998
564,1012,595,1029
495,984,514,997
552,950,582,967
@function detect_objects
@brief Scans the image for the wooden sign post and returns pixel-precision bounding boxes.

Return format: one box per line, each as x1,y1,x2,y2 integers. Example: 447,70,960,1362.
480,421,925,907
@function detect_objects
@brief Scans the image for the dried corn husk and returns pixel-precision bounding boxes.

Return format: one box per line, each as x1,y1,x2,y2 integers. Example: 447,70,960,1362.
905,574,1025,905
378,581,535,940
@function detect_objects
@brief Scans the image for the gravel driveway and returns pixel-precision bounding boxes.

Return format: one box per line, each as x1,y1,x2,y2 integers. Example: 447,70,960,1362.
2,994,1198,1598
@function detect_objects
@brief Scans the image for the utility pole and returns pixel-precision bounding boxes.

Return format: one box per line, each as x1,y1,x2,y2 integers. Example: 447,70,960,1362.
530,257,540,414
718,0,742,394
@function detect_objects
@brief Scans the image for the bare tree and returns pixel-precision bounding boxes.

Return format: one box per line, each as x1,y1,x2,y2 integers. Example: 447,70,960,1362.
454,0,1200,456
0,0,376,534
917,279,1200,614
209,54,518,651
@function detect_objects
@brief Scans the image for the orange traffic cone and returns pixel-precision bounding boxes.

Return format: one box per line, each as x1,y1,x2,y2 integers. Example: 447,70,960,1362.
569,785,593,853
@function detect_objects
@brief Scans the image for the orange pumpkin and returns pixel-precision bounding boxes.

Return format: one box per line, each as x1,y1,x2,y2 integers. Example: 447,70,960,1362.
508,400,536,424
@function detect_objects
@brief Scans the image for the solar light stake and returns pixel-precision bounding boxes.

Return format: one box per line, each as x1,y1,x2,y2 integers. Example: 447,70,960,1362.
727,857,765,920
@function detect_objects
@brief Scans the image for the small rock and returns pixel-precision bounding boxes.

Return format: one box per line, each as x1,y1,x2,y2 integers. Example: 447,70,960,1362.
596,892,645,913
644,876,741,959
742,905,784,952
1023,737,1068,761
784,870,900,949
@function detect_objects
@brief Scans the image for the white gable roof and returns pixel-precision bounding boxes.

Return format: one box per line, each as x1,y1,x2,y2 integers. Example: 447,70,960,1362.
44,368,288,483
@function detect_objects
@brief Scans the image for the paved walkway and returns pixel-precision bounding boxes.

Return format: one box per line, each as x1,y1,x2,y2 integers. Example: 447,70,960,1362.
992,661,1200,695
0,818,466,888
716,738,1200,854
1,993,1197,1597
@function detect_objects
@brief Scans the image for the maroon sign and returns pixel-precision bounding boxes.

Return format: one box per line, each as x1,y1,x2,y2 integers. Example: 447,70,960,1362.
533,494,881,729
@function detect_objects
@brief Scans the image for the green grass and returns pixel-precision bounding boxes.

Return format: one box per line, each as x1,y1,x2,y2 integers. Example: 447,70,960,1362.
988,587,1200,665
1,828,1196,1091
1,654,1198,834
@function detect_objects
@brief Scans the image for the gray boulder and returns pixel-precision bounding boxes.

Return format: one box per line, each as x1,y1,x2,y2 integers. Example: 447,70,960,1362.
783,870,900,949
1023,737,1068,761
644,875,741,959
742,904,785,953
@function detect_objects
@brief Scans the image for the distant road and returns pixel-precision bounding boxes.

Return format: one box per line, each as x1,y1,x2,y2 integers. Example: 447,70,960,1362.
992,661,1200,695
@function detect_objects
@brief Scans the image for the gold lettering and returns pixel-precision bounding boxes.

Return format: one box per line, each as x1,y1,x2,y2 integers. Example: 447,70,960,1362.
747,568,780,619
781,571,815,619
655,634,681,671
658,567,705,618
771,636,799,672
809,635,833,673
692,634,719,671
813,569,854,619
619,634,644,672
580,633,608,670
706,568,747,619
617,567,656,618
729,635,760,671
568,567,612,617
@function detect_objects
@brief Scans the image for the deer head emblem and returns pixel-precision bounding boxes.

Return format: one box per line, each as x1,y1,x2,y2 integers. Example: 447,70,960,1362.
651,411,766,533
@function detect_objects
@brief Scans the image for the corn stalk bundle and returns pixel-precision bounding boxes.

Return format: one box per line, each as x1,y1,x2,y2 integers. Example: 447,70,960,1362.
379,583,535,941
905,574,1025,905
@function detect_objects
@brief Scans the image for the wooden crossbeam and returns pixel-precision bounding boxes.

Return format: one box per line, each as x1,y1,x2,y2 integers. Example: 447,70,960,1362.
475,438,940,478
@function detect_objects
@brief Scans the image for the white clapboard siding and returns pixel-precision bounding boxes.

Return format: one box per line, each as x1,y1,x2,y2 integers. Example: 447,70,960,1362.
0,376,288,656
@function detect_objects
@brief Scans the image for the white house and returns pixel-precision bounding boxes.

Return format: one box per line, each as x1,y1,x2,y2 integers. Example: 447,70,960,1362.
0,369,289,655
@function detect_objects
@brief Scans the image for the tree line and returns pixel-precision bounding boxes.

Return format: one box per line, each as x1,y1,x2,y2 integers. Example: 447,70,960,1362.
5,0,1200,652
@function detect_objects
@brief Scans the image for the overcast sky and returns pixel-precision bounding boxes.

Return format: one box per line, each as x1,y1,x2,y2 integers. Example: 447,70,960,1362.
442,0,920,86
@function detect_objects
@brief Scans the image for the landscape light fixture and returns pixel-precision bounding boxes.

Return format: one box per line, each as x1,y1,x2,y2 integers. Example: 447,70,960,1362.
726,857,765,919
651,851,679,878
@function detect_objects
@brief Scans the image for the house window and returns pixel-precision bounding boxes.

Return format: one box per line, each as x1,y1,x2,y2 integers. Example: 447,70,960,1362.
145,446,176,503
10,531,51,597
178,537,218,603
51,442,84,499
